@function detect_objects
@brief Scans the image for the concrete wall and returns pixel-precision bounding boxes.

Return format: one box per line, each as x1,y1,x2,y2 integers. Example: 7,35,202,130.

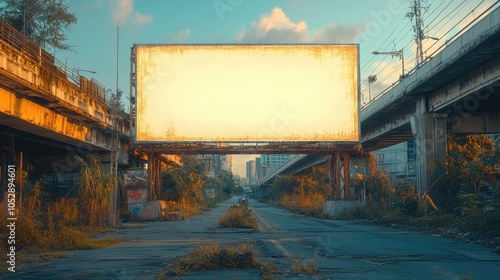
323,200,359,217
127,189,171,220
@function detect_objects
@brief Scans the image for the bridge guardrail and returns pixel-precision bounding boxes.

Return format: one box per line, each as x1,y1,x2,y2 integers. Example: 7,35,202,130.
0,17,122,113
361,5,500,111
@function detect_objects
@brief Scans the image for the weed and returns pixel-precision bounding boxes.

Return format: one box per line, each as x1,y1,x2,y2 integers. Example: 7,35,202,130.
169,242,262,276
219,204,258,230
463,271,474,280
76,154,115,228
292,256,317,275
157,269,166,280
260,262,280,280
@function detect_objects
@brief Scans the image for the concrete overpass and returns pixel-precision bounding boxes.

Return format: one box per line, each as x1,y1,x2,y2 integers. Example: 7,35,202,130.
0,18,129,154
258,7,500,197
361,6,500,195
0,18,130,195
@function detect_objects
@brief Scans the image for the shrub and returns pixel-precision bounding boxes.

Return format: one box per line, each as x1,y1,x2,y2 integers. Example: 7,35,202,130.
219,204,258,230
169,242,260,275
76,154,115,228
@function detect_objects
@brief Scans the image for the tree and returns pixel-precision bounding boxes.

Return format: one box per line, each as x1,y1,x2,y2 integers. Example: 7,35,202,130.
1,0,77,52
161,156,206,208
434,134,500,213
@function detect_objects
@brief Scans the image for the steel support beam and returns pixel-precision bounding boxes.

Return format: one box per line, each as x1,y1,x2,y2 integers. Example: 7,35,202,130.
328,152,354,201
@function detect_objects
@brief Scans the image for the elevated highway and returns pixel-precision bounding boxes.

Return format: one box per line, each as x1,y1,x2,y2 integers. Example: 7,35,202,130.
0,18,130,196
259,7,500,197
0,18,129,153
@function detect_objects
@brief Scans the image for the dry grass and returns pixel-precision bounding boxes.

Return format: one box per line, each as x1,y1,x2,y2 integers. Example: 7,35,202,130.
0,197,121,255
168,242,261,276
219,204,258,230
279,190,326,218
161,199,204,221
292,256,317,275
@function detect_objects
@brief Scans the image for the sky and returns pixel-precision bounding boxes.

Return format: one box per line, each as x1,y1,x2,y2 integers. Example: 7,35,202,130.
56,0,498,176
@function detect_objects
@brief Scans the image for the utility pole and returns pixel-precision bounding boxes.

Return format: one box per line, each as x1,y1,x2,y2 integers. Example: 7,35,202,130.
407,0,427,66
110,26,120,227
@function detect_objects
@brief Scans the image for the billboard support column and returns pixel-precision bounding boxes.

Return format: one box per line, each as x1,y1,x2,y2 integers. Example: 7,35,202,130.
328,155,333,200
335,152,341,200
147,153,154,200
155,156,161,200
343,153,350,200
328,153,341,200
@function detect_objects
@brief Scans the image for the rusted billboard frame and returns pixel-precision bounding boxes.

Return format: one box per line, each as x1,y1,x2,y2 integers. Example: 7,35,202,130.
129,43,361,155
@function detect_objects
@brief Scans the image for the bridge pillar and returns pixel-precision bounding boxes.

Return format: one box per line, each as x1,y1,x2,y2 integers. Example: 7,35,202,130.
412,97,447,198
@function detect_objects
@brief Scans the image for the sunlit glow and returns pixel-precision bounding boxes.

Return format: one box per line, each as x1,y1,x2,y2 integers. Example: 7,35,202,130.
136,44,359,142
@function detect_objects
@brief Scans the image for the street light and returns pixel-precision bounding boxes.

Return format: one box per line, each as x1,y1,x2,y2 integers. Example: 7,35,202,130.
372,49,405,78
424,36,440,41
77,67,96,75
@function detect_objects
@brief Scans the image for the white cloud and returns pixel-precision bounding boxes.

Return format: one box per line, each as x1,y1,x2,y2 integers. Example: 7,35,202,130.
312,22,366,43
134,12,153,26
112,0,152,27
236,7,307,43
166,29,191,43
236,6,364,44
112,0,132,24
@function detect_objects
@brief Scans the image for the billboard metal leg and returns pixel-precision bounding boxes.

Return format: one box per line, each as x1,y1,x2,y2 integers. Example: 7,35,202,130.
147,153,154,200
328,153,342,200
343,153,350,200
155,156,161,200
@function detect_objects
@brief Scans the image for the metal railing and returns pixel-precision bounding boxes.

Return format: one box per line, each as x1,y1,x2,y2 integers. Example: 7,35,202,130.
0,17,118,111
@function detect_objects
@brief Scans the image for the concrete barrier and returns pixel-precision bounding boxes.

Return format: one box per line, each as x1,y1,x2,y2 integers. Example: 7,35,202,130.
323,200,359,217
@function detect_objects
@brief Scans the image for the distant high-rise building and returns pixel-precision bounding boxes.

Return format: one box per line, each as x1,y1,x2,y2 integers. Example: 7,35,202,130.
261,154,294,171
221,155,232,173
256,154,295,180
197,155,231,177
255,157,262,182
246,160,256,185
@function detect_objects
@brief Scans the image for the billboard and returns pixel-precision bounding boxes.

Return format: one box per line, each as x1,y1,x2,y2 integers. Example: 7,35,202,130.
134,44,359,142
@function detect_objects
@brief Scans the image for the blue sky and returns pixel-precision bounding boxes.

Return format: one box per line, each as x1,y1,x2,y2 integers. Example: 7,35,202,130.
57,0,497,175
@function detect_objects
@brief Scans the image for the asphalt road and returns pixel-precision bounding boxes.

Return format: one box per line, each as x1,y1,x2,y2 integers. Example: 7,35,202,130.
5,197,500,279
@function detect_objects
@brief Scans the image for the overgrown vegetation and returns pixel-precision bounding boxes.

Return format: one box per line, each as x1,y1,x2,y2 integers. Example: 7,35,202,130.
256,165,328,218
341,135,500,248
219,203,258,230
292,256,317,275
160,156,237,219
204,169,236,207
253,135,499,249
160,156,206,218
0,154,121,263
76,154,116,228
165,242,262,276
340,153,421,221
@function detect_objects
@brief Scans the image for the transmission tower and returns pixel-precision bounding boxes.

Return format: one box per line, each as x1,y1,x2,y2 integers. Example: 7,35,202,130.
407,0,428,66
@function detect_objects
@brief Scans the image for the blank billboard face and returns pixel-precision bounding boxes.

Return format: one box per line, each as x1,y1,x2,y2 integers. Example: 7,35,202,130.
135,44,359,142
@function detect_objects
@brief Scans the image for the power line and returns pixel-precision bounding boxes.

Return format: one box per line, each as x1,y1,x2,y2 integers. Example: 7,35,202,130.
362,0,498,99
361,16,406,71
427,0,468,35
